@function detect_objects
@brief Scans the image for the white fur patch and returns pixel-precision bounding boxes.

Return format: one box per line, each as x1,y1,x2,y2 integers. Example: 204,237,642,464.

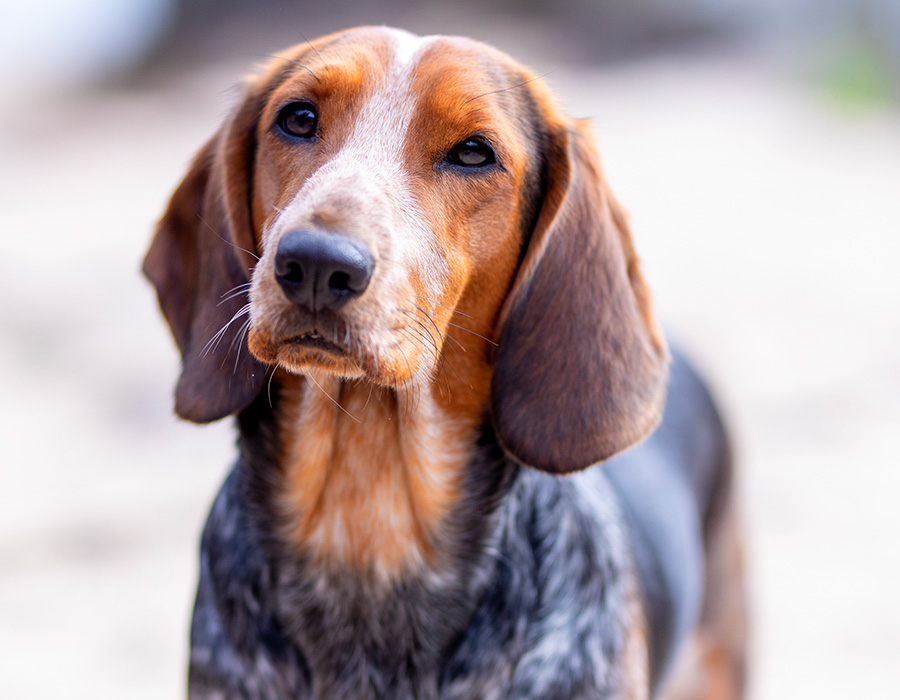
272,28,449,299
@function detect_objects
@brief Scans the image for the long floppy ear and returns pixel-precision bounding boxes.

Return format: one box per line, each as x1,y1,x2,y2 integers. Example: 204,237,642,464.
143,85,267,422
492,120,668,473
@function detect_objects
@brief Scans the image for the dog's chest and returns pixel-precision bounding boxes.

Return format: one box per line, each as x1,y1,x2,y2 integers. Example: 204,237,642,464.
189,466,643,700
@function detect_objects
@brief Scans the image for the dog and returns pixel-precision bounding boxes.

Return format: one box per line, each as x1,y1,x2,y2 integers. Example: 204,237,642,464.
144,26,746,700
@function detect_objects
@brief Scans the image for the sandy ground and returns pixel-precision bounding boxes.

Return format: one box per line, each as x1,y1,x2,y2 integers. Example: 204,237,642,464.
1,33,899,700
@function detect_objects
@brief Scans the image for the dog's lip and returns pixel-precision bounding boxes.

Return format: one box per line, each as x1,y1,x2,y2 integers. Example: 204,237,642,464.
285,331,349,357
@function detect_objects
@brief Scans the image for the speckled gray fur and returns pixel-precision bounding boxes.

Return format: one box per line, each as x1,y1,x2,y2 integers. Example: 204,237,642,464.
187,351,727,700
189,448,635,699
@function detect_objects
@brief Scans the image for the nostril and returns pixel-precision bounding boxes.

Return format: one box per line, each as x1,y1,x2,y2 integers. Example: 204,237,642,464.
328,271,351,294
283,261,305,284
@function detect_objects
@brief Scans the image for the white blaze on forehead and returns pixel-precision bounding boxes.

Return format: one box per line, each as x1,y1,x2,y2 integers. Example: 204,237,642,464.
273,29,449,297
385,27,437,67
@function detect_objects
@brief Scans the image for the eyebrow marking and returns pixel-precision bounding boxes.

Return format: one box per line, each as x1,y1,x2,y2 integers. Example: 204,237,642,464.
465,71,554,104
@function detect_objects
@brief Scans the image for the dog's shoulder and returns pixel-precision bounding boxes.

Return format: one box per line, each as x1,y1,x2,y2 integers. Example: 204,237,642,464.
442,467,643,698
604,347,732,691
189,469,310,698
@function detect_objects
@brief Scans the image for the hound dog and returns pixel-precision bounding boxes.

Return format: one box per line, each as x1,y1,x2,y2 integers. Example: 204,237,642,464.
144,26,746,700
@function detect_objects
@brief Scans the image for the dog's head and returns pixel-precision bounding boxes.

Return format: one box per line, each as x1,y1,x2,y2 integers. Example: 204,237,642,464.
144,26,667,473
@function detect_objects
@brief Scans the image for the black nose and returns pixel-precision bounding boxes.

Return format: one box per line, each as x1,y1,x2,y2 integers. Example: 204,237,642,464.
274,230,374,312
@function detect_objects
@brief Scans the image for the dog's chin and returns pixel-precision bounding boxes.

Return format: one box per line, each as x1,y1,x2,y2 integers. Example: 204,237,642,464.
248,327,431,388
278,348,366,381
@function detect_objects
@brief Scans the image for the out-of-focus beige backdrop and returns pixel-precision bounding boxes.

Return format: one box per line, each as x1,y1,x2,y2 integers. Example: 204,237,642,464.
1,1,898,698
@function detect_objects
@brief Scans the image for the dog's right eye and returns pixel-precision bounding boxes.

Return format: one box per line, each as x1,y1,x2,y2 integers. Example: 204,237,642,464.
276,102,318,139
445,137,496,168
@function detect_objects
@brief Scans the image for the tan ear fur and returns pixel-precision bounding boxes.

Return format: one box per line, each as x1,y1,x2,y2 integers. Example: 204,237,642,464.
143,84,267,422
492,120,668,473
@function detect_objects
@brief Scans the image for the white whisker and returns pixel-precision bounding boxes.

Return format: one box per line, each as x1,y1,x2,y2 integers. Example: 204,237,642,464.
201,303,252,357
306,373,362,424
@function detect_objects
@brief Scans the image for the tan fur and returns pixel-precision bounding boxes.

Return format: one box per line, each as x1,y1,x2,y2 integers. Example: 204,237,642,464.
277,372,479,578
621,568,652,700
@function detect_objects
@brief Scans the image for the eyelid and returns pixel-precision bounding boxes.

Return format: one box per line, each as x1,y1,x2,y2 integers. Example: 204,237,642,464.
277,98,317,112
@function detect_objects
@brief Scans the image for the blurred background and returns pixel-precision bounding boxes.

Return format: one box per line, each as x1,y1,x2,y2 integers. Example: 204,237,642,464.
1,1,898,698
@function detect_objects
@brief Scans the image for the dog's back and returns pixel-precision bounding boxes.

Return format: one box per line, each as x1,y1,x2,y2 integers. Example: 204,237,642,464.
607,348,744,696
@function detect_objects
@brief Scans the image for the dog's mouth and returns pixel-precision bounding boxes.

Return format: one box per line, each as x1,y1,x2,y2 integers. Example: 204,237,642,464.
248,306,437,387
285,330,349,358
248,318,357,371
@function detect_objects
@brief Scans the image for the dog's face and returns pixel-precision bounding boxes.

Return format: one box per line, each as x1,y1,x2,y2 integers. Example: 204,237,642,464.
246,28,539,388
145,27,668,473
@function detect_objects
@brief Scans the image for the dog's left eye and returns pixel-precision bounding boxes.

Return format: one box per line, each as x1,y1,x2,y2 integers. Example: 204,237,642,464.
276,102,318,139
446,138,496,168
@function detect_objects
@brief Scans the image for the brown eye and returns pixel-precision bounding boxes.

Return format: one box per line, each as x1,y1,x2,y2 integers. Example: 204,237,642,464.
276,101,318,139
446,138,496,167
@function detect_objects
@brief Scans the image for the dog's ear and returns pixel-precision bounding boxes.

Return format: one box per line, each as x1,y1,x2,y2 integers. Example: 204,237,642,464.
143,84,267,422
492,120,668,473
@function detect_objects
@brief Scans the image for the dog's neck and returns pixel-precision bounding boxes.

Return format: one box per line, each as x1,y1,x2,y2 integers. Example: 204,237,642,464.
234,366,514,694
271,368,491,581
